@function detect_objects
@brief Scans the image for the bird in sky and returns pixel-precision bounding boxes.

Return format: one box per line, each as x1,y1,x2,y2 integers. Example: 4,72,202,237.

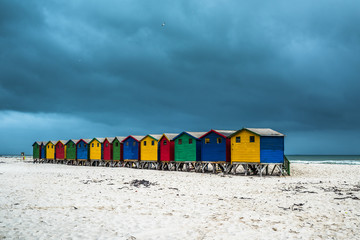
161,22,165,27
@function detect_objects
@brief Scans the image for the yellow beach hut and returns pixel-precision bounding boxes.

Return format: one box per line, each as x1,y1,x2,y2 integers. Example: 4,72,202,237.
89,138,105,161
45,141,57,161
229,128,284,163
140,134,162,162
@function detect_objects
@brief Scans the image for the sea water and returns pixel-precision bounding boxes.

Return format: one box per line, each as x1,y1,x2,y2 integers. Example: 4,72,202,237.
287,155,360,165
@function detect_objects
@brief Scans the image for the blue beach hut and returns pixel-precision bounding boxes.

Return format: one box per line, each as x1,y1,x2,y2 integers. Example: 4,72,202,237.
200,130,235,162
122,135,144,160
40,141,46,159
76,139,91,160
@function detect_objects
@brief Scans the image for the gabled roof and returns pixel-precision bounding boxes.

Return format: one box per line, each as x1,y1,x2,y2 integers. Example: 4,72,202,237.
90,137,106,144
46,141,57,145
65,139,79,145
200,130,236,139
141,134,163,141
173,131,207,140
160,133,178,141
229,128,284,137
112,136,126,143
32,141,42,146
122,135,145,143
105,137,115,143
56,140,67,145
76,139,92,144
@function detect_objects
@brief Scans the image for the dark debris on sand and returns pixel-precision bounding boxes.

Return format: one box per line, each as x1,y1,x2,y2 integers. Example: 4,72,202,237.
128,179,158,188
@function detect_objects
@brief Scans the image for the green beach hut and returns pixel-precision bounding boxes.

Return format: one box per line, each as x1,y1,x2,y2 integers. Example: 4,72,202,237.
32,141,41,160
65,139,78,161
112,136,126,161
173,132,207,162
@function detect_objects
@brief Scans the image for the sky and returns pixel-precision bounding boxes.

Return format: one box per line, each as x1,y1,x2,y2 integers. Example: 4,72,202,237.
1,0,360,155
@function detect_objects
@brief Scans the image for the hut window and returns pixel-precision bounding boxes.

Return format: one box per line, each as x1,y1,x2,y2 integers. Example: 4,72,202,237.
250,136,255,142
144,141,147,146
236,137,241,143
115,142,119,147
126,142,129,146
106,143,108,147
152,141,154,145
205,138,210,144
52,145,53,148
92,143,94,147
133,142,136,146
189,139,193,144
163,140,167,145
97,143,99,147
217,138,222,144
178,139,182,145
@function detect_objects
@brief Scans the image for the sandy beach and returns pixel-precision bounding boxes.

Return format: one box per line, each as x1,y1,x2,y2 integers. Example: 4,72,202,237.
0,157,359,240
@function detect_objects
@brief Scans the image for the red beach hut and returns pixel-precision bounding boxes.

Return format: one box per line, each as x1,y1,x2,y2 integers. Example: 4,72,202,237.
55,140,67,160
159,133,178,162
103,137,114,161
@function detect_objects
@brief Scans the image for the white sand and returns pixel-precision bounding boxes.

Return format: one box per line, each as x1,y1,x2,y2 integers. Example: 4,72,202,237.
0,157,360,240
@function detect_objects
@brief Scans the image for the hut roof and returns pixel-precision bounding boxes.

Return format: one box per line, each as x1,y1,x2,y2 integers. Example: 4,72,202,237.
32,141,42,146
122,135,145,142
113,136,126,143
230,128,284,137
200,130,236,138
245,128,284,136
161,133,178,141
90,137,106,143
56,140,67,145
106,137,115,143
141,134,163,141
76,139,91,144
65,139,79,145
46,141,57,145
174,131,207,140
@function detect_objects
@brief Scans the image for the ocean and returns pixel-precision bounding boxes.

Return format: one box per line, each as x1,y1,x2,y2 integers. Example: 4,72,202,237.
287,155,360,165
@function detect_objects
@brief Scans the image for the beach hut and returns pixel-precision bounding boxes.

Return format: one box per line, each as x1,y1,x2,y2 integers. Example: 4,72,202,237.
32,141,41,161
45,141,57,161
173,132,206,162
112,137,126,162
158,133,178,162
140,134,162,161
122,135,144,161
229,128,284,164
76,139,91,163
103,137,114,161
40,142,46,160
89,138,105,165
200,130,235,162
55,140,67,161
65,139,78,163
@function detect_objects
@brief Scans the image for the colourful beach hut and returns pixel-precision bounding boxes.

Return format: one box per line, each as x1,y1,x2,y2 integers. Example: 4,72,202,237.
199,130,235,162
158,133,178,162
103,137,114,161
89,138,104,161
76,139,91,161
65,139,78,161
229,128,285,163
112,137,126,161
140,134,162,162
122,135,144,161
32,141,41,160
45,141,57,160
55,140,67,160
173,132,206,162
40,141,46,159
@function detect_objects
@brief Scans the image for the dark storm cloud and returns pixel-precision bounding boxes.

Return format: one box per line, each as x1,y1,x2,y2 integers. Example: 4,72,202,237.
1,0,360,154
